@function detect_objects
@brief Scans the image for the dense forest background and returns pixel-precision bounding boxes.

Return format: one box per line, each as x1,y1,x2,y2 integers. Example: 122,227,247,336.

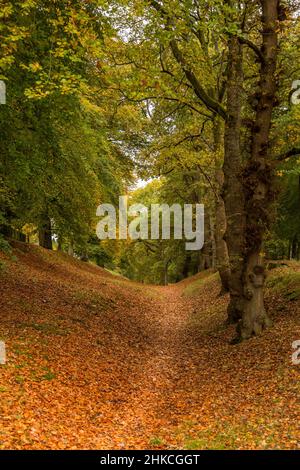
1,1,300,335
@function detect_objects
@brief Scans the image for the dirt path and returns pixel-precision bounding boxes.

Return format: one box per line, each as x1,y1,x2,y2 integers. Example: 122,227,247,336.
82,283,192,449
105,285,190,448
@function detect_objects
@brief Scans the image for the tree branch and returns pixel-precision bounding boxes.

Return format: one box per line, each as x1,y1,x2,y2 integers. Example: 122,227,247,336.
169,39,227,120
275,147,300,162
236,35,265,65
149,0,227,121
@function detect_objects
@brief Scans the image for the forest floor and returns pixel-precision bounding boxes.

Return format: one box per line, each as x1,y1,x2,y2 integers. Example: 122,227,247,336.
0,242,299,450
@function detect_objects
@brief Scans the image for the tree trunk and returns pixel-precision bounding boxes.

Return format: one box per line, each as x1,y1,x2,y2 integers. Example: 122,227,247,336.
209,213,216,270
215,168,231,293
237,253,272,341
80,251,89,262
199,210,212,270
291,237,298,259
57,237,63,251
182,253,191,278
164,261,169,286
288,240,292,260
223,36,246,323
213,118,231,293
235,0,280,341
159,263,168,286
38,216,52,250
68,241,74,257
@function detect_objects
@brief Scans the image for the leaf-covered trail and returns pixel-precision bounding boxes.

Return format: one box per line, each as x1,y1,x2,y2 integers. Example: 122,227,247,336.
0,243,299,449
103,284,193,448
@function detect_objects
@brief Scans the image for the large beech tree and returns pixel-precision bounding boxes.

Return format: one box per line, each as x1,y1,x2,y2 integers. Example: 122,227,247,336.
223,1,281,339
150,0,289,340
115,0,299,340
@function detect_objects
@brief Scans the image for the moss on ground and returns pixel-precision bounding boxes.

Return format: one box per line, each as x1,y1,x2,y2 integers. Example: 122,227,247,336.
266,270,300,301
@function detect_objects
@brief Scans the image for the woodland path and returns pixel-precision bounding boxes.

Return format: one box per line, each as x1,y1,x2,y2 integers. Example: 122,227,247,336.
101,284,194,449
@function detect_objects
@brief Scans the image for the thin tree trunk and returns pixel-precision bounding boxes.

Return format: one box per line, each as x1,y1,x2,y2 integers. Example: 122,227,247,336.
164,260,169,285
210,213,217,270
38,216,52,250
199,210,211,270
213,118,231,293
80,252,89,262
68,241,74,257
291,237,297,259
57,237,63,251
182,253,191,278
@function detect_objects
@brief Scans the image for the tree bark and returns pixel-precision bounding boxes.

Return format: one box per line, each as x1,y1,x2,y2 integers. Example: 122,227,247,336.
164,260,169,285
182,253,191,278
199,210,212,270
236,0,280,340
57,237,63,251
213,118,231,293
210,212,216,270
223,36,246,323
38,216,52,250
291,237,298,259
68,241,74,257
80,252,89,262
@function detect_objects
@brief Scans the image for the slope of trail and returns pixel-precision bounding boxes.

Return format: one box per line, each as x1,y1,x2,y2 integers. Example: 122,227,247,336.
0,243,299,449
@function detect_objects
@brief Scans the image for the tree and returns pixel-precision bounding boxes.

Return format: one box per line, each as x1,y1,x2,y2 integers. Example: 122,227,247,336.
109,0,299,340
0,0,136,256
